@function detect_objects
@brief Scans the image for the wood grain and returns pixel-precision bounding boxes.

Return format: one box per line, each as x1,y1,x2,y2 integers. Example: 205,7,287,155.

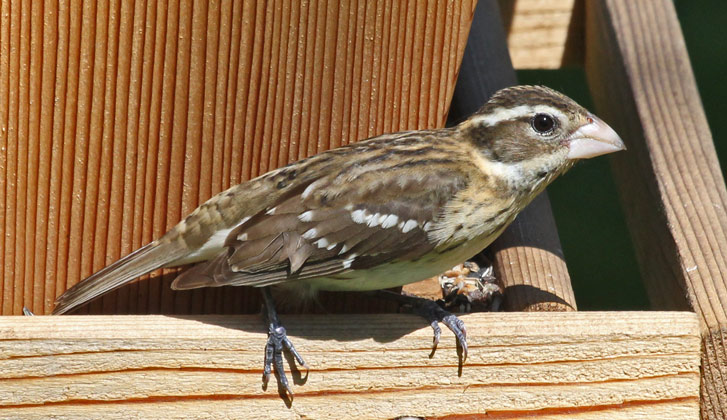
491,194,577,311
0,312,701,419
498,0,584,69
0,0,476,315
584,0,727,418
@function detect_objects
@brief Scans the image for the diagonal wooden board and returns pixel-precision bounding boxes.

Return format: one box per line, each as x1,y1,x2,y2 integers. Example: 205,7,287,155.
585,1,727,418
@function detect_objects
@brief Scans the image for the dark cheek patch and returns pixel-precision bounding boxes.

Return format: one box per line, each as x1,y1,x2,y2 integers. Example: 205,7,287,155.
487,121,551,163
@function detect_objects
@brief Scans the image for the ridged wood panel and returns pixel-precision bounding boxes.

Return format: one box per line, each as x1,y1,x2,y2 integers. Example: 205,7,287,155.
0,0,477,315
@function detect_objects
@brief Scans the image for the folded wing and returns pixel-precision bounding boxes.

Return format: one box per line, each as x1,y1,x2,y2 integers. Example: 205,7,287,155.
172,166,469,290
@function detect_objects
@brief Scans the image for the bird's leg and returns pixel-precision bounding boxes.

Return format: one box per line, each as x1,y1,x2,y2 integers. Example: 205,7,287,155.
372,290,468,364
260,287,307,399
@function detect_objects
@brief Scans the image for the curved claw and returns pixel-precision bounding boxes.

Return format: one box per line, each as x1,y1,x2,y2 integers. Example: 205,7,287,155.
372,290,469,367
409,296,468,365
441,314,468,363
429,320,442,358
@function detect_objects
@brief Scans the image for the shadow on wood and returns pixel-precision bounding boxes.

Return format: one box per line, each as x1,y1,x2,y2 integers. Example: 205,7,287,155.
0,312,701,419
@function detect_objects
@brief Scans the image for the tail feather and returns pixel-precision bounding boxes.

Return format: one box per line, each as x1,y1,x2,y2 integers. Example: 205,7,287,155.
53,241,188,314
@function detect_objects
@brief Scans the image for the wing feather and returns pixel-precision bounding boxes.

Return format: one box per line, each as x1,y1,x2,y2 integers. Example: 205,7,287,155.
172,167,469,290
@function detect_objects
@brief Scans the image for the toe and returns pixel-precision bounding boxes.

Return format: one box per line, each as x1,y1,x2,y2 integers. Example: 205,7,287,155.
429,320,442,358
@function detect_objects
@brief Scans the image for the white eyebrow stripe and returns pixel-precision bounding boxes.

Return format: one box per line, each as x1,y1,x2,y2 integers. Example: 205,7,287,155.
468,105,568,127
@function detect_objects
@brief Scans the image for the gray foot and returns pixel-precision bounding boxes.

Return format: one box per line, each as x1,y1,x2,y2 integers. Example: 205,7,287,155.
260,287,307,400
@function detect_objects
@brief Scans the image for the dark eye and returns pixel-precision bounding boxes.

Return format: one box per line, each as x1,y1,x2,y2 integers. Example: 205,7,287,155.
531,113,556,134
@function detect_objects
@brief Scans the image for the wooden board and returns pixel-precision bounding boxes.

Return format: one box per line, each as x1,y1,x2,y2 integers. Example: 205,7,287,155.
0,0,476,315
584,0,727,418
0,312,701,419
498,0,584,69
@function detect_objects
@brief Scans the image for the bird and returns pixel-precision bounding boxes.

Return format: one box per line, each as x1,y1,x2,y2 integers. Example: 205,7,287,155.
53,85,625,398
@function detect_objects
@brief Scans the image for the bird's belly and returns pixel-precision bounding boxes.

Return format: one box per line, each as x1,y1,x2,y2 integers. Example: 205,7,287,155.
304,232,495,292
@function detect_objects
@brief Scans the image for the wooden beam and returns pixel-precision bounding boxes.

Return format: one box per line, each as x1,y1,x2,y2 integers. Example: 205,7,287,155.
584,1,727,418
0,312,701,419
498,0,584,69
491,194,577,311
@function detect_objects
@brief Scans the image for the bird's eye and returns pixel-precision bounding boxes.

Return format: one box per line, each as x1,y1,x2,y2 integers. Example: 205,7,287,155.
531,113,556,134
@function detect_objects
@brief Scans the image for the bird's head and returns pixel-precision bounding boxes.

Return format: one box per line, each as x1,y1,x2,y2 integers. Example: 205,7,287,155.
458,85,625,192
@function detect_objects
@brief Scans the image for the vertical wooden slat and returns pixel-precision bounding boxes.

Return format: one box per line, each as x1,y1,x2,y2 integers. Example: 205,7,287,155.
336,0,354,147
274,1,297,169
421,0,437,128
43,2,67,315
265,1,286,171
380,1,397,134
4,0,18,315
106,0,136,314
15,0,29,313
193,0,219,314
1,0,476,315
0,0,10,315
150,0,177,314
175,0,208,314
408,1,426,128
166,0,193,313
138,0,166,314
287,0,306,164
53,2,83,311
0,1,5,313
90,0,119,315
72,0,101,313
34,0,54,313
124,0,149,315
248,2,273,178
224,0,246,188
257,1,280,175
370,0,385,136
25,0,42,312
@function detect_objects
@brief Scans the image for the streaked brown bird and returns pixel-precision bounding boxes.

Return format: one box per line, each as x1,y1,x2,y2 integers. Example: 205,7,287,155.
53,85,625,397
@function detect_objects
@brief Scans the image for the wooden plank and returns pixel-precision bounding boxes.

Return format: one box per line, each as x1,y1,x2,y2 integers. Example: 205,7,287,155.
491,194,577,311
436,0,577,312
584,1,727,418
0,0,476,315
498,0,583,69
0,312,701,419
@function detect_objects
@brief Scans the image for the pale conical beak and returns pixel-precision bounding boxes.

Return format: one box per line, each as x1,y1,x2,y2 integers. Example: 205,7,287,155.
567,114,626,159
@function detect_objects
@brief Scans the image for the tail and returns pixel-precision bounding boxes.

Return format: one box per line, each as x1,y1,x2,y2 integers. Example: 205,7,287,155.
53,241,189,314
